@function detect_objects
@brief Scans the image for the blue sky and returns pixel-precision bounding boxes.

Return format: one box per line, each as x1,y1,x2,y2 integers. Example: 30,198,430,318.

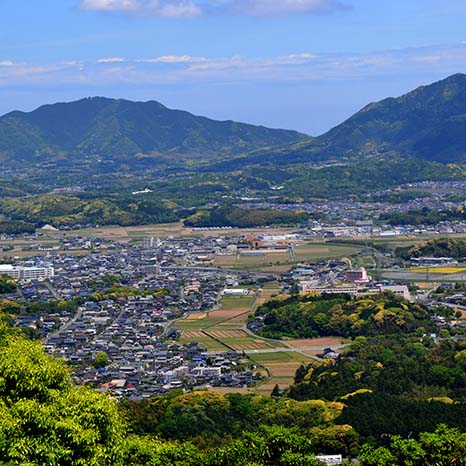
1,0,466,134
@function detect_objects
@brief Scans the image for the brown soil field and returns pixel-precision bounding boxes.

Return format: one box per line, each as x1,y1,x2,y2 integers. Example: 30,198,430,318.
185,313,207,320
286,336,345,348
182,331,205,338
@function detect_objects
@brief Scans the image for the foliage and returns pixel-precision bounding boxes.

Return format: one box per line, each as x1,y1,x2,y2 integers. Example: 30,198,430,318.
0,97,306,169
250,73,466,164
185,205,308,228
359,425,466,466
93,351,110,369
121,390,348,447
289,336,466,402
0,336,124,465
0,276,17,294
253,292,431,339
395,237,466,259
0,193,180,228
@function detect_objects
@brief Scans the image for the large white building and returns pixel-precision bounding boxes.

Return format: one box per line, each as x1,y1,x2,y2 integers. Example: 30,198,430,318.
0,264,54,281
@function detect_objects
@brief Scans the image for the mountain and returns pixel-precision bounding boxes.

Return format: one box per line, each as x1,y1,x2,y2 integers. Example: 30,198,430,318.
0,97,308,169
246,73,466,165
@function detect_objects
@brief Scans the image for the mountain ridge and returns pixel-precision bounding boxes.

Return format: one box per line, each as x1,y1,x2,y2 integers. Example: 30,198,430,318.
2,74,466,171
249,73,466,165
0,96,309,168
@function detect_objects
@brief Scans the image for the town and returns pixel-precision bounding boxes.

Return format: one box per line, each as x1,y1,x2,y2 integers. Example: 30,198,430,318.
1,222,464,401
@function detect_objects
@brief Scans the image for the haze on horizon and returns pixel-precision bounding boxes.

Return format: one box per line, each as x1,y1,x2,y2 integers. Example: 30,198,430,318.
2,0,466,135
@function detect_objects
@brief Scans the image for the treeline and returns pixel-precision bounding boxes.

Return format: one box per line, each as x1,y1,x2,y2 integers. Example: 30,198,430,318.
281,157,465,200
0,193,180,230
396,237,466,259
121,391,359,455
0,275,16,294
184,205,308,228
253,293,433,339
380,206,466,226
288,334,466,441
290,336,466,401
0,220,36,234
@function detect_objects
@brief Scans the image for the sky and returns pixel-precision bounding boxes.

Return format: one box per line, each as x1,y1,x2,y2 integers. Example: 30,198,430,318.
1,0,466,135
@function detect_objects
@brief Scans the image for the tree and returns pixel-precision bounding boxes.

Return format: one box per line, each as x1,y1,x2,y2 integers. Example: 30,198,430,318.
271,384,281,397
0,336,124,465
359,425,466,466
0,276,16,294
93,351,110,368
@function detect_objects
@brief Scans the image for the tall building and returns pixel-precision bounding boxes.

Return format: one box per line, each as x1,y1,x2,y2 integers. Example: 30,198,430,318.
142,237,160,249
0,264,54,281
345,268,370,283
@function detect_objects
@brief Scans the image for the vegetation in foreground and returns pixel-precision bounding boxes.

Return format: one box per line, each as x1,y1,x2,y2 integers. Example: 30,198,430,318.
1,286,466,464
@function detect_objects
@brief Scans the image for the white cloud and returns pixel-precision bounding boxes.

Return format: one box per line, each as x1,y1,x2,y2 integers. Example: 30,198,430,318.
97,57,127,63
154,1,202,17
2,44,466,89
79,0,202,16
226,0,348,16
80,0,139,11
77,0,347,16
141,55,208,63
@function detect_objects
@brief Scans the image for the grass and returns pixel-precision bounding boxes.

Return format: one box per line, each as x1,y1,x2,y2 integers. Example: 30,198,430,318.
248,351,312,393
409,267,466,274
248,351,310,363
219,295,255,311
179,334,230,352
214,242,363,273
294,243,362,261
0,249,91,258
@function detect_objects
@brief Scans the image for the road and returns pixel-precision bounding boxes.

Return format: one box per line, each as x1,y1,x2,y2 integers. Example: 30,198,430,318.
162,265,278,278
43,280,62,300
45,306,83,343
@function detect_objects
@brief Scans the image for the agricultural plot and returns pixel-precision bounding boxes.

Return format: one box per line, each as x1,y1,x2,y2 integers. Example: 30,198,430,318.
215,242,363,273
179,331,230,352
409,267,466,274
204,329,283,351
248,351,312,394
383,267,466,282
294,243,363,261
171,289,332,394
72,223,297,242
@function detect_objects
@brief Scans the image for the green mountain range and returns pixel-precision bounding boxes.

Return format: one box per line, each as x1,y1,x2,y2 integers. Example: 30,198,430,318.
243,73,466,166
0,97,307,169
2,74,466,171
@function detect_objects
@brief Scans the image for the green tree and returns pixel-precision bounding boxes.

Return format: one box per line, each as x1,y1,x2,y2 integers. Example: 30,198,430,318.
93,351,110,369
0,336,124,465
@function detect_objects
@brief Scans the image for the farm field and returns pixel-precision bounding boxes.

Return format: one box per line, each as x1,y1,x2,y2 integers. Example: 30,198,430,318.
248,351,312,395
409,267,466,274
173,294,255,334
214,242,363,272
71,223,296,242
0,248,91,258
171,289,324,393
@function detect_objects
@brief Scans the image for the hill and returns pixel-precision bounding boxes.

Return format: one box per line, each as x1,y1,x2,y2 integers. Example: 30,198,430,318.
0,97,308,169
246,73,466,165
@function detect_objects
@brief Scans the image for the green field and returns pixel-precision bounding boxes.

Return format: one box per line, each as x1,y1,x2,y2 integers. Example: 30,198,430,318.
214,242,363,273
178,333,230,352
